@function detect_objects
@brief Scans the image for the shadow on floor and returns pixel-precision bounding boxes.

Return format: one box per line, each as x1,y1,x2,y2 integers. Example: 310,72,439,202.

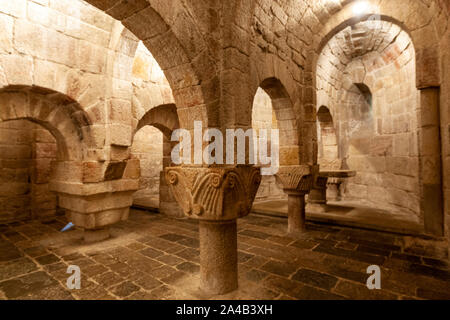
252,200,424,236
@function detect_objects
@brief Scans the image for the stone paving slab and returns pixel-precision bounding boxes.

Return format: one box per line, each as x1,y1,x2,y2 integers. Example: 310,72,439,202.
0,209,449,300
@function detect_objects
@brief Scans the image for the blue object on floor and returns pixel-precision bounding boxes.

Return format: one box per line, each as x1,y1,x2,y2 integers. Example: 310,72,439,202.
61,222,74,232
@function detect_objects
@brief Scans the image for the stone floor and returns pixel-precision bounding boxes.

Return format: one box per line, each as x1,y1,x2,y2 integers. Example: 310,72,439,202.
253,200,423,235
0,209,449,300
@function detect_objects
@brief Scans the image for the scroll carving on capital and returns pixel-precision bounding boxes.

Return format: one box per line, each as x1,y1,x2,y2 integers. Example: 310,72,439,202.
275,165,318,194
164,166,262,221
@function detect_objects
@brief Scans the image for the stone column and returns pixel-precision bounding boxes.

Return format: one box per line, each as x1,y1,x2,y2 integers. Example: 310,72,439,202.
307,175,329,213
165,166,261,295
199,220,237,293
286,191,306,233
275,165,316,234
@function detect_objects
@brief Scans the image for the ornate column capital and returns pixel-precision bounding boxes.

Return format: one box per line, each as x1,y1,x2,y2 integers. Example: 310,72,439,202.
164,166,261,221
275,165,318,195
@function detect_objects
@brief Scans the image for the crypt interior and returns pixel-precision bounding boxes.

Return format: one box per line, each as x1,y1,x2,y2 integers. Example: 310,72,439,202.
0,0,449,300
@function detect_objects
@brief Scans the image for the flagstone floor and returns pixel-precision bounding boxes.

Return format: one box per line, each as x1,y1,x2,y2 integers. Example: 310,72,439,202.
0,209,449,300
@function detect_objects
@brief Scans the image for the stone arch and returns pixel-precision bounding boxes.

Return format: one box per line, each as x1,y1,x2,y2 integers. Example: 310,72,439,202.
250,48,317,165
0,86,93,161
254,77,300,166
108,23,174,106
84,0,216,128
134,104,179,140
315,12,444,235
109,23,140,82
131,103,182,217
312,0,442,88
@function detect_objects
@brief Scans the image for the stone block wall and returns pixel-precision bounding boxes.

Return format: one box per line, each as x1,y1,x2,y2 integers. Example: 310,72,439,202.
440,24,450,245
252,88,286,202
316,21,421,221
0,120,57,223
131,126,162,208
343,46,420,218
30,125,58,220
131,41,174,126
0,0,175,223
0,120,33,223
0,0,445,248
130,41,174,210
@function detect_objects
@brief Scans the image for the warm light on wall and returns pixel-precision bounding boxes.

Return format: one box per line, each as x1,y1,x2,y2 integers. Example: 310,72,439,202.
352,1,369,15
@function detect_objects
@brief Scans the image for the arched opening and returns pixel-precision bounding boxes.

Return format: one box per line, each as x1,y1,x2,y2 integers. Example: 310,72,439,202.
250,78,300,216
113,25,180,217
259,78,300,167
131,104,181,217
0,87,92,223
0,87,92,160
85,0,214,129
314,18,428,233
131,126,163,209
252,88,285,203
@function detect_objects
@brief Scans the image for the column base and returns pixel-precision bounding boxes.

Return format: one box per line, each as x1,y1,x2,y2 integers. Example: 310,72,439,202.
83,228,110,243
199,220,238,295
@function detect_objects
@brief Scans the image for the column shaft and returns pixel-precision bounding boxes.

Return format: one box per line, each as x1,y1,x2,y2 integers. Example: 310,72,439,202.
199,220,238,294
287,193,306,233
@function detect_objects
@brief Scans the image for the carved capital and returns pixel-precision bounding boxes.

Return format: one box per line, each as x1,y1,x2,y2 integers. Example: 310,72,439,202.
164,166,261,221
275,165,318,195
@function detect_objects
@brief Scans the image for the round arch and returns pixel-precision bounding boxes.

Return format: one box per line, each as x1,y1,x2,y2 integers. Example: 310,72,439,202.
131,103,182,217
311,0,442,89
314,11,444,236
252,77,300,166
84,0,216,128
0,86,93,161
134,104,179,140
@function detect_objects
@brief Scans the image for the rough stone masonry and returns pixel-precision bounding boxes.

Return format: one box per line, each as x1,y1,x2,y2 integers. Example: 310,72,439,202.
0,0,449,297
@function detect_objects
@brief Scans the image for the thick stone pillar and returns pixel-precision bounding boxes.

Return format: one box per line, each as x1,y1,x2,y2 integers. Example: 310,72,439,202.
165,166,261,295
275,165,316,234
49,160,139,242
